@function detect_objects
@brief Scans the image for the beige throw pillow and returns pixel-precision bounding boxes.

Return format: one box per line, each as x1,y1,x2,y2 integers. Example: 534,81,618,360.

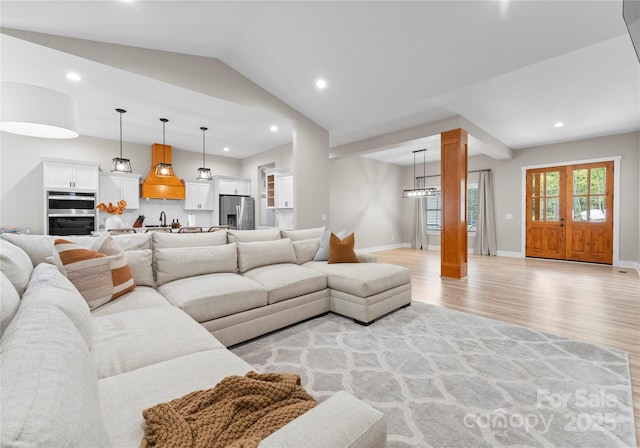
54,237,135,310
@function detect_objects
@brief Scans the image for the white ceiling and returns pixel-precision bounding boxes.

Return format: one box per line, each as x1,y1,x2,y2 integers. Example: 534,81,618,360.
1,1,638,165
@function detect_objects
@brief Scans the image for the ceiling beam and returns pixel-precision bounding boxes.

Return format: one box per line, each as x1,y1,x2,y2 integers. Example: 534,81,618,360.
330,115,513,161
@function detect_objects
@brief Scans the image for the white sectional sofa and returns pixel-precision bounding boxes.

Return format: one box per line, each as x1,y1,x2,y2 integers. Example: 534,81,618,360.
0,227,411,447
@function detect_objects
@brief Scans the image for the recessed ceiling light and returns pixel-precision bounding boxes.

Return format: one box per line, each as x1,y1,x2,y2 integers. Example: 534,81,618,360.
315,79,327,89
553,122,564,128
223,147,230,152
270,125,278,132
66,72,81,82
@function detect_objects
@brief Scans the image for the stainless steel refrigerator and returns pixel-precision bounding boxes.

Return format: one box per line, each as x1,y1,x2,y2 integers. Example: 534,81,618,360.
219,195,255,230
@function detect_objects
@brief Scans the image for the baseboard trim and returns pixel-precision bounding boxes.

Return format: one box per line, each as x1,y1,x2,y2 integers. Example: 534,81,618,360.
358,243,409,253
496,250,524,258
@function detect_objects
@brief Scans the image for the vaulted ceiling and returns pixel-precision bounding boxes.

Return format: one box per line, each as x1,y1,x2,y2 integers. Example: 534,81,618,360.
1,1,638,165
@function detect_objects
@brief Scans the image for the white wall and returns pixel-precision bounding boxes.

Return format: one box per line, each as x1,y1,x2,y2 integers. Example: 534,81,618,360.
0,131,241,234
329,156,405,249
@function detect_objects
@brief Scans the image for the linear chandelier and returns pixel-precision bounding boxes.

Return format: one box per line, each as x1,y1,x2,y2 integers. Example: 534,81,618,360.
402,148,437,198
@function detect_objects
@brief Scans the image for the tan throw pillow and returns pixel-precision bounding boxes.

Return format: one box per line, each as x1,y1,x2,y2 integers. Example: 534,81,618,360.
54,237,135,309
328,232,360,264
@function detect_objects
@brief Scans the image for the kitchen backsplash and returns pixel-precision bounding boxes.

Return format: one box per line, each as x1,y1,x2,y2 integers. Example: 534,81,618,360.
98,198,215,230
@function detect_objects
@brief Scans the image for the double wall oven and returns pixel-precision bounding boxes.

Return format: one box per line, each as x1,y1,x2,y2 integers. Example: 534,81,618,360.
47,191,97,236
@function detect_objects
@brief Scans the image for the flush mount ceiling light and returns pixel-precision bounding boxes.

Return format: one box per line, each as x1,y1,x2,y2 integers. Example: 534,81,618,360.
223,147,230,152
315,79,327,89
270,125,278,132
402,148,437,198
111,108,132,173
197,126,212,180
0,82,79,139
553,122,565,128
155,118,174,177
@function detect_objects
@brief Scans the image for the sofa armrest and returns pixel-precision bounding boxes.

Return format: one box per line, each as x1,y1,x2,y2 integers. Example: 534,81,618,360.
259,391,386,448
356,251,377,263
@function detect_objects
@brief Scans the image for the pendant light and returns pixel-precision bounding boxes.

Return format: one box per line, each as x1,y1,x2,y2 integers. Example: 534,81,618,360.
0,83,79,139
111,108,132,172
197,126,212,180
155,118,174,177
402,148,437,198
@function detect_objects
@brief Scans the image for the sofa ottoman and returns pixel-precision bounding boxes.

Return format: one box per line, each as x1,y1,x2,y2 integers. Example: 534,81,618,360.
306,262,411,324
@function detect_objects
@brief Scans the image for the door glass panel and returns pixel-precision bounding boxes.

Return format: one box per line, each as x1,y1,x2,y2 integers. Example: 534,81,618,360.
590,168,606,194
589,196,606,221
573,197,588,221
573,169,588,195
531,198,542,221
545,172,560,196
546,197,559,221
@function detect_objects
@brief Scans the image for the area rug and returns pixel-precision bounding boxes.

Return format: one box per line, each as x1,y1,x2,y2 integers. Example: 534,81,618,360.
231,302,637,448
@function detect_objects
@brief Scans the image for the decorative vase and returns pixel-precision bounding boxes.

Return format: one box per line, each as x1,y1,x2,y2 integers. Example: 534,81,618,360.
105,215,123,230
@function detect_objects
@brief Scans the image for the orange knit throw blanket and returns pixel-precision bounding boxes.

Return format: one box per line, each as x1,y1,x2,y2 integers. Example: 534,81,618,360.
140,371,317,448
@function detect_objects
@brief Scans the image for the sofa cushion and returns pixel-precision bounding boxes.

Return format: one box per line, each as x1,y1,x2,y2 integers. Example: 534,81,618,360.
22,263,93,347
92,306,224,378
243,264,327,305
306,262,411,297
90,286,170,317
112,232,152,250
124,249,155,286
1,298,112,447
313,228,347,261
0,272,20,337
227,228,281,243
0,234,101,266
152,231,227,249
155,243,238,286
237,239,296,273
54,237,136,310
159,273,268,322
280,227,325,241
99,350,252,448
1,233,54,266
293,238,321,264
0,238,34,295
328,232,359,264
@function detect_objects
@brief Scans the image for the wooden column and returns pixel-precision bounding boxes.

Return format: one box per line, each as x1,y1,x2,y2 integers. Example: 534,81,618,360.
441,128,468,279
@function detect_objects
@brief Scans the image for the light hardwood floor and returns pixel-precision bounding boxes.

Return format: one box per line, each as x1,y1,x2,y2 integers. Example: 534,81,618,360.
374,248,640,437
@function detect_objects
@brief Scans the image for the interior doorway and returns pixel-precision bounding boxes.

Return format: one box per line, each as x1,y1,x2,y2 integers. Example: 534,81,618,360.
525,161,614,264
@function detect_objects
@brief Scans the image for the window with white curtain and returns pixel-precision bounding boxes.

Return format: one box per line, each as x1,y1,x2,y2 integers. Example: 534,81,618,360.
424,184,478,233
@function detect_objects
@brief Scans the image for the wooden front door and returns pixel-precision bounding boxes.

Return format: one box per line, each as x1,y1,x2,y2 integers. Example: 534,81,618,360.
526,161,614,264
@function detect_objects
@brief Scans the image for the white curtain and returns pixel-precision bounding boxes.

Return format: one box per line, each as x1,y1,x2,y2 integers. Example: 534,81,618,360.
411,177,428,249
474,171,497,255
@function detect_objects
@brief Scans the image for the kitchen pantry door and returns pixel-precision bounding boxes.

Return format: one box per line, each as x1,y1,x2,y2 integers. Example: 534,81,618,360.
525,161,614,264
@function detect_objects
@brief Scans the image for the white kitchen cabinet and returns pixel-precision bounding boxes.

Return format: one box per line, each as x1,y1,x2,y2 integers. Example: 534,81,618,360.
43,160,99,191
217,177,251,196
99,173,140,209
184,181,214,210
276,173,294,208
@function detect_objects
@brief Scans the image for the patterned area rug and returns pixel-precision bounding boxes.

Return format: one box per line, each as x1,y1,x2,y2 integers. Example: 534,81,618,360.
231,302,637,447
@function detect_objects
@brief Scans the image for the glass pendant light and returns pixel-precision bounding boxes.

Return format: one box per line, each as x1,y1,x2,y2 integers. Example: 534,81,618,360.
111,108,132,172
197,126,212,180
155,118,174,177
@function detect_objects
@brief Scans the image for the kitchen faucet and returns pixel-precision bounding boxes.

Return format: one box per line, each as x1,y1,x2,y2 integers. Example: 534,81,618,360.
159,211,167,227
